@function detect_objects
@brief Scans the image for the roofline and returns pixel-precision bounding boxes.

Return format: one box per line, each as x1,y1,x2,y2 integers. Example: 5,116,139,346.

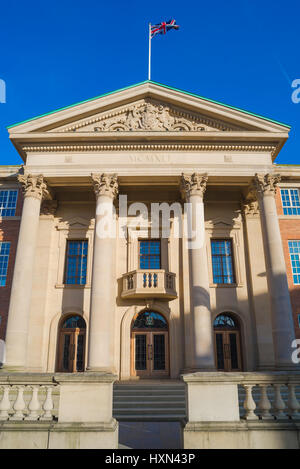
6,80,292,130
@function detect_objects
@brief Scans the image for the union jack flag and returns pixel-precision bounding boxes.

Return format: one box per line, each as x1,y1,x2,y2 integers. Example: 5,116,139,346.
151,19,180,38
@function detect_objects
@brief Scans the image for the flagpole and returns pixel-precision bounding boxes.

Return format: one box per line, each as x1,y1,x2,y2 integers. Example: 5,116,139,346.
148,22,151,81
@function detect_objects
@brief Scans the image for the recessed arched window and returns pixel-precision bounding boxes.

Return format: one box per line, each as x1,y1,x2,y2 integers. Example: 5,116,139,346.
61,315,86,329
132,310,168,330
214,313,238,329
213,313,242,371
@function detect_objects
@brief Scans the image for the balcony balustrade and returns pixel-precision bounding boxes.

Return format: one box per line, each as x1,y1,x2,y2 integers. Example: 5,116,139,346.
121,269,177,300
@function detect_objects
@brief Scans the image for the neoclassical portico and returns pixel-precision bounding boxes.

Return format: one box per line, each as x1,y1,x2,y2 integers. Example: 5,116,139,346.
3,81,298,376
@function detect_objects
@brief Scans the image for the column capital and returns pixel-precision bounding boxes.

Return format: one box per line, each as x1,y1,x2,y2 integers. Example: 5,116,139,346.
18,173,51,201
254,173,281,198
180,173,208,200
91,173,118,200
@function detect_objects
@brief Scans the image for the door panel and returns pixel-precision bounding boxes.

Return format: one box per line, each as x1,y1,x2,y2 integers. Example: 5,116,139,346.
214,330,242,372
58,328,85,372
132,331,169,378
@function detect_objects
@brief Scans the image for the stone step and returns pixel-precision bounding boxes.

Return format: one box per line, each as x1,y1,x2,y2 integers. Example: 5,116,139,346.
117,415,186,422
114,401,186,410
113,383,186,421
114,395,185,403
114,391,185,398
114,407,186,416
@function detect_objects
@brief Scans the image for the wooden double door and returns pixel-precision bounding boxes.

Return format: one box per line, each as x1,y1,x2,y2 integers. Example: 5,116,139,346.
214,330,242,372
131,331,169,378
57,328,86,372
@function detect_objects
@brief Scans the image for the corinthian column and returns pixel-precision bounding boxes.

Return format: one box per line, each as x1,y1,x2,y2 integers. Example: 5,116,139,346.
181,173,215,371
87,173,118,372
254,173,296,370
5,174,51,370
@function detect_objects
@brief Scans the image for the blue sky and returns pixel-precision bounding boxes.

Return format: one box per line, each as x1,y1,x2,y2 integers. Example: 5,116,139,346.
0,0,299,165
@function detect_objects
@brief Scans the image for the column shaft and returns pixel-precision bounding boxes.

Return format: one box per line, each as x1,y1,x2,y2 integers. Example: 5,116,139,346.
87,174,118,372
5,174,49,370
181,174,215,371
255,174,296,369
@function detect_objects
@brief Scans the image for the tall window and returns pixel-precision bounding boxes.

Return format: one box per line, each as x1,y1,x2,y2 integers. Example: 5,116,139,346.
280,188,300,215
211,239,235,284
0,190,18,217
64,240,88,285
0,242,10,286
288,241,300,285
139,240,161,269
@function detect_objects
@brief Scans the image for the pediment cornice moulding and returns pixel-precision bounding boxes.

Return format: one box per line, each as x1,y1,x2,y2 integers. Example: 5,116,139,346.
56,216,95,231
205,215,242,230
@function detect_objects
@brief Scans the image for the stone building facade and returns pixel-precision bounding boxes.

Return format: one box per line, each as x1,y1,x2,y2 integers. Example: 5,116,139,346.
0,81,298,378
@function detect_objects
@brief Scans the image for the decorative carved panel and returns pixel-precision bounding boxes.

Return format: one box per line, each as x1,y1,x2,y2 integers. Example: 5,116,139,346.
54,99,243,133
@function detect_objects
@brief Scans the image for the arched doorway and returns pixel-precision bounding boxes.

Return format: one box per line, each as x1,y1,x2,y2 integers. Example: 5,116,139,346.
214,313,242,371
131,310,169,378
57,315,86,372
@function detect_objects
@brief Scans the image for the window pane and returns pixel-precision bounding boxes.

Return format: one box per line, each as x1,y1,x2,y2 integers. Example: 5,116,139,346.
211,239,235,284
139,240,161,269
0,242,10,286
65,240,88,285
153,335,166,370
281,189,300,215
215,333,224,370
229,334,239,370
135,335,147,370
288,241,300,284
0,190,18,217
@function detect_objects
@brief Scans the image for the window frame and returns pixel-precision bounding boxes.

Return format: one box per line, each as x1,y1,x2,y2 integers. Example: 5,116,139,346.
210,238,236,285
64,239,88,286
280,188,300,216
139,239,161,270
288,240,300,285
0,241,11,287
0,189,18,217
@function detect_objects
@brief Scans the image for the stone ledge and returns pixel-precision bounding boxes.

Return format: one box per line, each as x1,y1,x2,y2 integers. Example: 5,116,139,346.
184,420,300,432
0,372,56,384
54,372,118,384
0,418,118,433
181,371,300,384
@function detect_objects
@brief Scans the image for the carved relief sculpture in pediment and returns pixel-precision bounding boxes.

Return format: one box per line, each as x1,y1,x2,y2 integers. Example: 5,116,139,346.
59,99,242,133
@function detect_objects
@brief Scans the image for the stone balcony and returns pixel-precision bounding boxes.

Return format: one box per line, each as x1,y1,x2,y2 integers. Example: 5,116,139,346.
121,269,177,300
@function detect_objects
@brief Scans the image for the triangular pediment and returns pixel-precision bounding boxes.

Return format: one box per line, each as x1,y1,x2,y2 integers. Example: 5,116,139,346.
8,81,291,135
